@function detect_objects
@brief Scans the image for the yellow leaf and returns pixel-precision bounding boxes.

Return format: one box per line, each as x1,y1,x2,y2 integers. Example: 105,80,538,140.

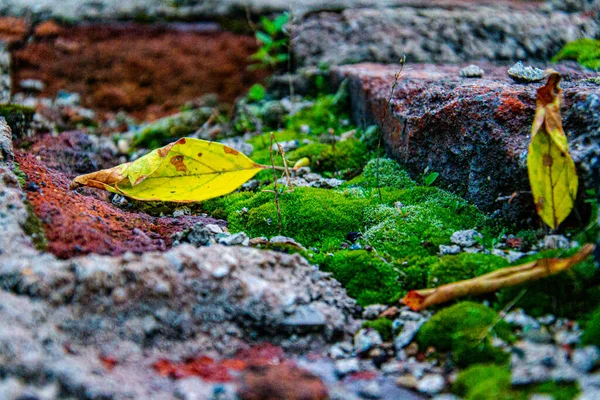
527,71,578,229
71,138,266,202
292,157,310,171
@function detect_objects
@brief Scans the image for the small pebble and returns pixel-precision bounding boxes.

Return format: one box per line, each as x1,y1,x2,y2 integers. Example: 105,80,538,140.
572,346,600,373
354,329,383,354
450,229,482,247
460,64,484,78
507,61,546,83
416,374,445,395
334,358,359,377
439,244,461,255
396,375,418,389
358,380,382,399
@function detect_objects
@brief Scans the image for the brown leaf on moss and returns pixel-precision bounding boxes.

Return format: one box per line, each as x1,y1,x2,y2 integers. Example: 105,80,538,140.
401,244,595,311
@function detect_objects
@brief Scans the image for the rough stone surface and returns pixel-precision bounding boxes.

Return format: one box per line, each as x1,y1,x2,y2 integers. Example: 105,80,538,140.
0,43,9,103
334,62,600,224
0,0,550,21
0,121,362,399
294,4,600,67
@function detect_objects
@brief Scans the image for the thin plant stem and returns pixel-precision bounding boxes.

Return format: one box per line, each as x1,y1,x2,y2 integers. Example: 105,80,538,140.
476,288,527,347
269,133,283,232
376,55,406,201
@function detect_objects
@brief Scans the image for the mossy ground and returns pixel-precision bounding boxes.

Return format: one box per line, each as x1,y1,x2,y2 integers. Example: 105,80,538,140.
122,80,597,326
362,318,394,341
201,158,504,306
417,302,514,367
454,364,579,400
582,305,600,348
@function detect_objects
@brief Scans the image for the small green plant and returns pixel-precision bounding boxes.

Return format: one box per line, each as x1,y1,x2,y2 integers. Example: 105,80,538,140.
247,84,266,102
423,171,440,187
249,13,290,70
553,38,600,71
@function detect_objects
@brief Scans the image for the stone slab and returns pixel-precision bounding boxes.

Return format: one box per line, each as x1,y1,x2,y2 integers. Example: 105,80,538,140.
333,62,600,224
294,5,600,66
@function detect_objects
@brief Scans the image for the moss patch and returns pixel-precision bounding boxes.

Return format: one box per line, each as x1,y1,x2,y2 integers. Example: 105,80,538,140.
286,139,369,174
363,187,486,259
582,305,600,348
22,202,48,251
226,187,368,250
318,251,402,306
362,318,394,341
417,302,514,367
454,364,579,400
12,162,27,188
347,158,415,189
427,253,508,287
200,158,496,305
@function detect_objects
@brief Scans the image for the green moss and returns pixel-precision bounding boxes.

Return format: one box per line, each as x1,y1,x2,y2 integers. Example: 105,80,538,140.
362,318,394,341
582,305,600,347
417,302,514,367
197,155,505,309
22,202,48,251
453,365,512,400
287,80,351,136
0,104,35,138
553,38,600,70
319,251,402,306
394,255,439,293
200,191,255,220
132,108,214,150
454,364,579,400
12,162,27,188
226,187,368,249
427,253,508,287
347,158,415,189
495,247,599,318
363,194,485,259
286,139,369,173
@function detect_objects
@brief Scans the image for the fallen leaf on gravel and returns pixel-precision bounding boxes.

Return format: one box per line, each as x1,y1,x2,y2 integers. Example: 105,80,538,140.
402,244,595,311
527,71,578,229
71,137,266,202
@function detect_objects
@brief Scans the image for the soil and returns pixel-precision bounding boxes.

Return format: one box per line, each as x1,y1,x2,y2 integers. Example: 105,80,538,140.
11,22,268,120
